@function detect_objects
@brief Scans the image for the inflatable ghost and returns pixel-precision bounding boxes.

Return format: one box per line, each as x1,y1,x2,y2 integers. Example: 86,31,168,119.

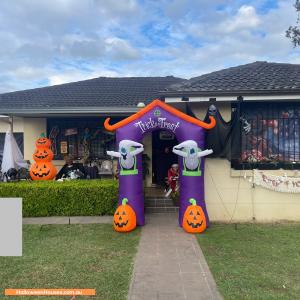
173,140,212,175
107,139,144,175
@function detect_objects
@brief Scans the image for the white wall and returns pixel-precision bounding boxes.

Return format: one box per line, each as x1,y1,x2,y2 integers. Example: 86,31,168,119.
0,117,24,133
205,158,300,222
23,118,47,162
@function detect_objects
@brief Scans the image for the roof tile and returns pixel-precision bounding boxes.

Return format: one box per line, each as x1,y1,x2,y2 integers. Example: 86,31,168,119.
166,62,300,95
0,76,184,110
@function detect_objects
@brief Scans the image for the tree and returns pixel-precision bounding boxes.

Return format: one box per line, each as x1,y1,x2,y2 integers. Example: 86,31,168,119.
286,0,300,47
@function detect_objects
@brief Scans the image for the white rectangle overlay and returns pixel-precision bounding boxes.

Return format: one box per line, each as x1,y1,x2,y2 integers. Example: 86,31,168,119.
0,198,22,256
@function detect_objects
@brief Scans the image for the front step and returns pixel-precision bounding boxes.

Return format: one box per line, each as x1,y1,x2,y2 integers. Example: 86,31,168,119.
145,197,179,213
145,206,179,213
145,197,174,208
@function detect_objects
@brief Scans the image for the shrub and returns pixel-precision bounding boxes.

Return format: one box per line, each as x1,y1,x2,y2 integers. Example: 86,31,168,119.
0,180,118,217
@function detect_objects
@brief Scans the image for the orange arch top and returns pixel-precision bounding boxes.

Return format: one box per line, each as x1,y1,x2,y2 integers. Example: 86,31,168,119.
104,99,216,131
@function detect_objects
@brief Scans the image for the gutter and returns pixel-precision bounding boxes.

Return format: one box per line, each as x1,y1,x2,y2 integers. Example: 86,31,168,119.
0,106,139,117
161,89,300,97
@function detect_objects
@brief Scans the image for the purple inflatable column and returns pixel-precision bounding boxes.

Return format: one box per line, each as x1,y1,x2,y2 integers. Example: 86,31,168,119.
178,127,210,227
116,130,145,226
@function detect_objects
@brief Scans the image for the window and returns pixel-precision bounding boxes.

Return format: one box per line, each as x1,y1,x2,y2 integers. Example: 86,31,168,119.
233,102,300,169
0,133,24,163
47,117,119,160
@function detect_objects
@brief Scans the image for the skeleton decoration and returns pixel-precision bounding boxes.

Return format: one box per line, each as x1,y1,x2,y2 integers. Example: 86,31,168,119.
240,116,251,135
208,104,217,116
173,140,213,176
107,139,144,175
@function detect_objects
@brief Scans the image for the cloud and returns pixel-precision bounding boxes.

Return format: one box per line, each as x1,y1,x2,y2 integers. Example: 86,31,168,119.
48,68,120,86
220,5,261,33
0,0,300,92
105,37,140,60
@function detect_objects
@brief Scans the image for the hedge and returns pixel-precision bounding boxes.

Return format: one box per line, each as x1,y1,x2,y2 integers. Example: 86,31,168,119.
0,179,118,217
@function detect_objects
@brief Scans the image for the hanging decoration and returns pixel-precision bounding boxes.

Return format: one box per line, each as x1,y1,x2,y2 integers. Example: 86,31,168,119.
49,126,60,156
253,169,300,193
30,134,57,180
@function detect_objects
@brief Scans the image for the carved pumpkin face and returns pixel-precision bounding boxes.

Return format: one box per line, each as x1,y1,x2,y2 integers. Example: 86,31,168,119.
183,198,206,233
113,198,136,232
33,147,54,162
36,137,51,148
30,162,57,180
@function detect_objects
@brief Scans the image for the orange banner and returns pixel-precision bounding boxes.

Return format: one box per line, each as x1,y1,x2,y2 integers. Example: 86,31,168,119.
5,289,96,296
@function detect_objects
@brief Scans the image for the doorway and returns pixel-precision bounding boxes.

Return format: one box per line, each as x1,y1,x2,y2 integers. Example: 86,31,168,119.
152,130,178,186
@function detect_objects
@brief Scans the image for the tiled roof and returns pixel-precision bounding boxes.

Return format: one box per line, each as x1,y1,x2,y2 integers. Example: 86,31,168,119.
164,61,300,96
0,76,184,111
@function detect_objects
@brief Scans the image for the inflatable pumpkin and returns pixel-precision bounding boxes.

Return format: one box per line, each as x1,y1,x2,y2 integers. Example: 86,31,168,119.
30,134,57,181
35,136,51,148
33,147,54,162
30,162,57,180
183,198,206,233
113,198,136,232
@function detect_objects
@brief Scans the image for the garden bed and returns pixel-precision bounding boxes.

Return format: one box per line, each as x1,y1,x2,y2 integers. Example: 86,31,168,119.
0,179,118,217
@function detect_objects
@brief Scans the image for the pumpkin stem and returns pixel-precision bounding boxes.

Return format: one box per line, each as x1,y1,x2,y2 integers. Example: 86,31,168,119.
122,198,128,205
40,132,46,138
189,198,197,206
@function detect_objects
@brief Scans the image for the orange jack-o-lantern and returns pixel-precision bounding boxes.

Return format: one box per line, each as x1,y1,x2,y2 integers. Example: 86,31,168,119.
36,136,51,148
30,134,57,181
182,198,207,234
33,147,54,162
30,162,57,181
113,198,136,232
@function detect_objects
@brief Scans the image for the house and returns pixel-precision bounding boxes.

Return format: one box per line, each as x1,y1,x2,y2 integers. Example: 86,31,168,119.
0,61,299,222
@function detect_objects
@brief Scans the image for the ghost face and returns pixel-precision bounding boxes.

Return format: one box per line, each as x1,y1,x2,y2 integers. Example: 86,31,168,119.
107,140,144,172
119,145,135,170
208,104,217,116
173,140,200,171
185,147,200,170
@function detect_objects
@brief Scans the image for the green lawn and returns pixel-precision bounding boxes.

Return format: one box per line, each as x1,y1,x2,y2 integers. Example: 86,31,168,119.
0,224,140,300
198,223,300,300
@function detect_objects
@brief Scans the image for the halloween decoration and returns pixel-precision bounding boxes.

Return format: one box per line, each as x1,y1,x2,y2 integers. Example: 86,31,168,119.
82,127,102,161
35,135,51,148
113,198,137,232
253,170,300,193
49,126,60,155
4,168,18,182
182,198,207,233
105,99,216,227
33,147,54,162
208,104,217,116
172,140,213,176
30,162,57,181
1,131,28,175
107,140,144,175
30,134,57,180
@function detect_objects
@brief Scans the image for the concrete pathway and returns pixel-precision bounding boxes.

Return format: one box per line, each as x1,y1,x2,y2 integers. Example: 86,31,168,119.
23,216,112,225
128,213,222,300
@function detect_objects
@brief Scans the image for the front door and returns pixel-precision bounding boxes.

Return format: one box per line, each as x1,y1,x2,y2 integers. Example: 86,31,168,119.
152,130,178,186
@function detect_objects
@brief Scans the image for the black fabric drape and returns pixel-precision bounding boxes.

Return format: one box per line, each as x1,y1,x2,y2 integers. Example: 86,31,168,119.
185,103,241,161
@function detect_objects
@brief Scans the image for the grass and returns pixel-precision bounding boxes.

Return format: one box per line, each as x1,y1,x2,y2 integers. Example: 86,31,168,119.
197,223,300,300
0,224,140,300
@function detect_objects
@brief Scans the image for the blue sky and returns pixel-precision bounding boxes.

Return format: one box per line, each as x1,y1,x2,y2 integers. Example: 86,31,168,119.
0,0,299,93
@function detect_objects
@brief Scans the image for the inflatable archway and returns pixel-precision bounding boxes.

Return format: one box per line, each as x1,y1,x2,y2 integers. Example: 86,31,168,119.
104,99,216,230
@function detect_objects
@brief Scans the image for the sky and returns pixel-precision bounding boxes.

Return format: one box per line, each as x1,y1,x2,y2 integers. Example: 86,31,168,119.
0,0,299,93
